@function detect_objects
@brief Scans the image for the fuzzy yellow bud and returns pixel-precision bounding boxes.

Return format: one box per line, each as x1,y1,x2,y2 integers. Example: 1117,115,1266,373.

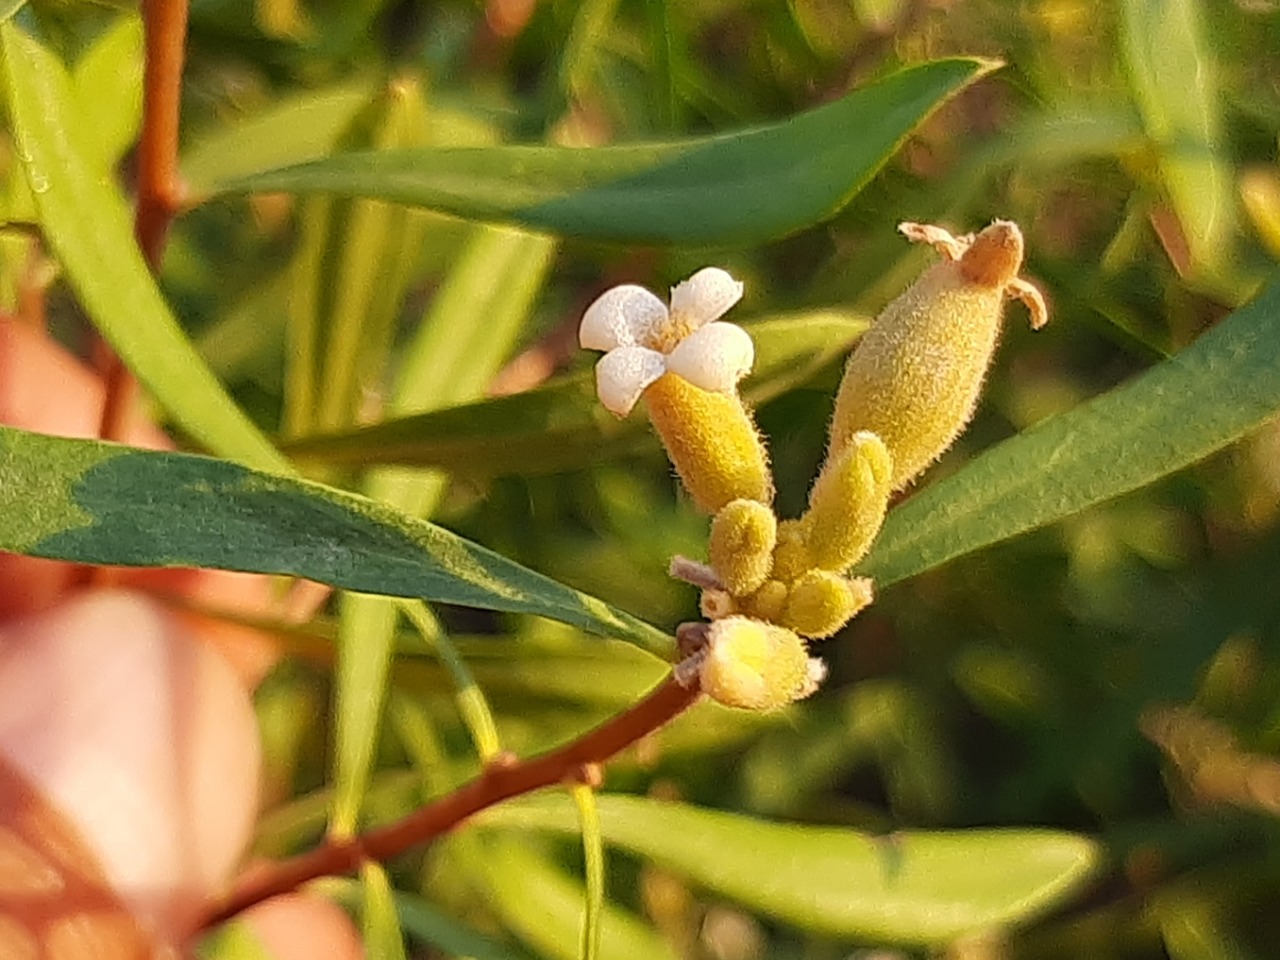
802,431,892,573
828,220,1047,490
644,373,772,512
782,572,874,639
709,499,778,596
696,616,825,711
769,519,813,584
736,578,788,623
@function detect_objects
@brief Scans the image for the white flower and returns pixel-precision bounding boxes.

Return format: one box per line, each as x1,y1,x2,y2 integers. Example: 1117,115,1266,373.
579,267,755,417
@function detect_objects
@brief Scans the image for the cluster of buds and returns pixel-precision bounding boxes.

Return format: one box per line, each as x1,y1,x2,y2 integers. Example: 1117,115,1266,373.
580,222,1047,711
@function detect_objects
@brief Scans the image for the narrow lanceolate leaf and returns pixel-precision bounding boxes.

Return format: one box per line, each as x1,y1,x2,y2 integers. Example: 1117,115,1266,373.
204,59,996,245
360,862,409,960
0,23,289,474
477,794,1101,946
322,878,536,960
180,77,379,189
1121,0,1232,272
70,12,143,170
284,311,868,475
467,837,676,960
860,277,1280,585
0,425,669,653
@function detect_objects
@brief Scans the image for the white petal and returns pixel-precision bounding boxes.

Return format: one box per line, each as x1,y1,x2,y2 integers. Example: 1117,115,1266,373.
664,321,754,392
668,267,743,329
579,284,668,351
594,346,667,417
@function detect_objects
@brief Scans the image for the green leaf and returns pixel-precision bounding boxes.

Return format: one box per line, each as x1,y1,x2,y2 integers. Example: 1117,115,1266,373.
0,424,669,653
71,12,143,169
859,276,1280,586
360,862,409,960
283,311,867,475
180,76,379,190
330,590,402,837
570,785,605,960
467,836,677,960
1121,0,1233,271
0,22,289,474
321,878,537,960
477,794,1102,946
203,59,996,245
369,224,557,515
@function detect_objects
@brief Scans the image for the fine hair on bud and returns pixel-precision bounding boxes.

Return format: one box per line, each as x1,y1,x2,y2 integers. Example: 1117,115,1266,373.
828,220,1047,491
643,373,773,513
802,432,892,573
709,499,778,596
697,617,822,711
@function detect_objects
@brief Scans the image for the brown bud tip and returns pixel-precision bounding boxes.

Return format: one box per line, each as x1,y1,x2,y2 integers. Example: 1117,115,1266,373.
960,220,1024,288
676,621,712,660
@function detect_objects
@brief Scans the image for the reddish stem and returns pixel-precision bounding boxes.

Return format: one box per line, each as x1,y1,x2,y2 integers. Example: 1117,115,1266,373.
133,0,189,271
202,675,701,927
97,0,189,446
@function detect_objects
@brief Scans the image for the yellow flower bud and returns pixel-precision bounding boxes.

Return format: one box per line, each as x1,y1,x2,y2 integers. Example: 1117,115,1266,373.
643,373,773,513
828,220,1047,490
709,499,778,596
802,431,892,573
736,578,789,623
697,616,824,711
769,519,813,584
781,572,874,639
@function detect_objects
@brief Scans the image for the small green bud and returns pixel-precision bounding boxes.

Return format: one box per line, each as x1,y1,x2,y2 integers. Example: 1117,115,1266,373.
782,571,874,639
828,220,1047,490
697,616,825,711
802,432,892,573
709,499,778,596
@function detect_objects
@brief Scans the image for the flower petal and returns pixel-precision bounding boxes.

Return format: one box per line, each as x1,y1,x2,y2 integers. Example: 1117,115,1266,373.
665,321,754,393
594,346,667,417
668,267,743,329
579,284,668,351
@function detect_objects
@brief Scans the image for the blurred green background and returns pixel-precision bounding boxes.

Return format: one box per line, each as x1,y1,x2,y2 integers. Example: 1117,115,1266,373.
6,0,1280,957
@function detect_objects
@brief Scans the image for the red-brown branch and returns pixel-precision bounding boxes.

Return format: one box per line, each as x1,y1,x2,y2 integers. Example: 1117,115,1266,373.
133,0,189,270
202,675,701,928
97,0,189,446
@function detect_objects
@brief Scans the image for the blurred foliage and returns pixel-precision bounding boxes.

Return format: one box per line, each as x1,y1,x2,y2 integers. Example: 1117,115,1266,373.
4,0,1280,958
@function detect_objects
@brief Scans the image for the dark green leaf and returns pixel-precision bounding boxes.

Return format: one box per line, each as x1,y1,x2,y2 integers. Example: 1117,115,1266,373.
860,277,1280,585
203,59,996,244
0,425,669,653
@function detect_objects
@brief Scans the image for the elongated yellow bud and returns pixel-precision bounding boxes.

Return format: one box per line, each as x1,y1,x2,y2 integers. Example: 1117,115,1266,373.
782,572,874,639
643,373,772,512
802,431,892,573
828,221,1047,490
696,617,824,711
709,499,778,596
